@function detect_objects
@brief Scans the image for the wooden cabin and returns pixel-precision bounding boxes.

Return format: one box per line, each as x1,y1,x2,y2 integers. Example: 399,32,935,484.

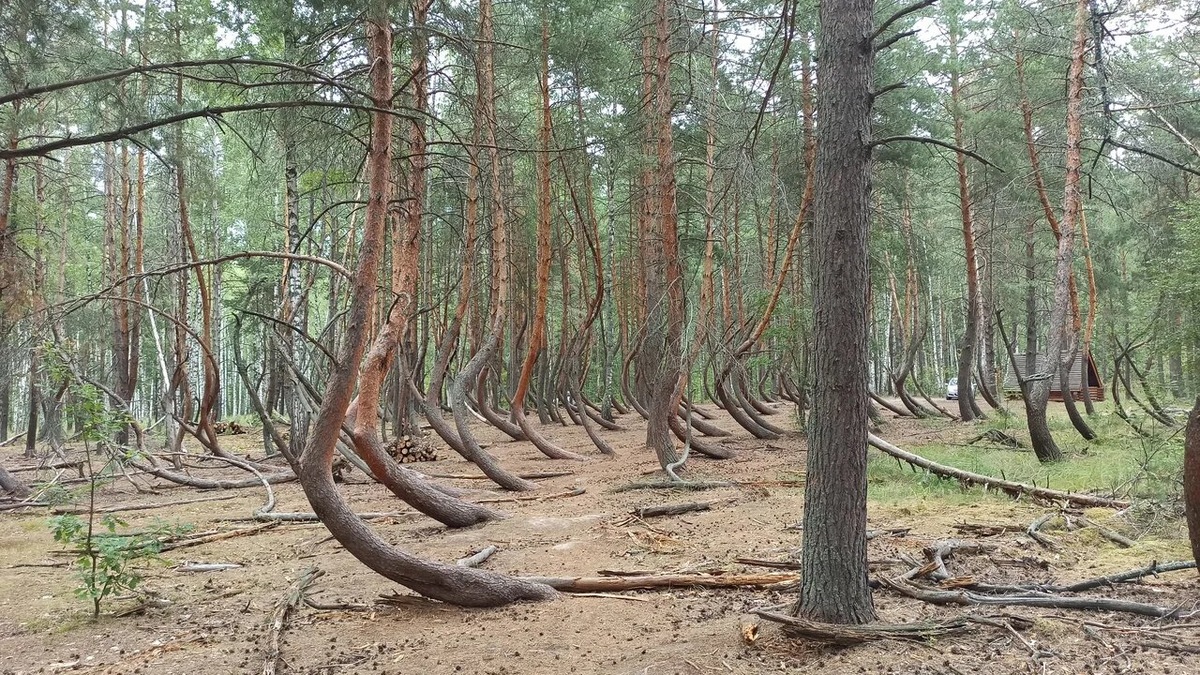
1003,351,1105,402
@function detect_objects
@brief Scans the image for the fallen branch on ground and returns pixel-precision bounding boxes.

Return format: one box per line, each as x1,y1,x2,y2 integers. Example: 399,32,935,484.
456,545,498,568
1074,515,1136,548
610,479,803,493
220,511,419,523
262,567,323,675
422,470,574,480
632,501,722,518
1026,513,1059,549
52,493,240,515
868,434,1129,508
160,522,280,552
521,572,799,592
1047,559,1197,593
753,611,973,644
474,487,585,504
880,576,1187,619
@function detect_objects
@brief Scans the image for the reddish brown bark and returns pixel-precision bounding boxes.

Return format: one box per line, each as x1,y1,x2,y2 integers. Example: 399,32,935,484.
508,21,584,461
296,4,552,606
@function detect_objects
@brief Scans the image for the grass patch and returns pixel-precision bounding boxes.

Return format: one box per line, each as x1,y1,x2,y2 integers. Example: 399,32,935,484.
867,409,1184,505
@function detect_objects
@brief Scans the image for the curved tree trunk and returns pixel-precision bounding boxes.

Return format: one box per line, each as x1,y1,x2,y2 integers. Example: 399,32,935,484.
1059,349,1097,440
1019,0,1089,463
475,368,527,440
296,5,553,606
449,338,537,491
715,370,779,439
506,28,586,463
636,0,687,471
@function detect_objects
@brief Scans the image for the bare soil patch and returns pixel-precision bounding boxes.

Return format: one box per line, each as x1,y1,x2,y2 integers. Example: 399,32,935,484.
1,405,1197,674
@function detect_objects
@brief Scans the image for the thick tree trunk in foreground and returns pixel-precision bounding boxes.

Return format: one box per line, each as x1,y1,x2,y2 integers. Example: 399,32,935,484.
1185,397,1200,571
297,3,553,606
792,0,876,625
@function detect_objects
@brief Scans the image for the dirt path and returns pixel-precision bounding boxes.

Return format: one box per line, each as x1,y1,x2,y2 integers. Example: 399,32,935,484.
1,405,1196,674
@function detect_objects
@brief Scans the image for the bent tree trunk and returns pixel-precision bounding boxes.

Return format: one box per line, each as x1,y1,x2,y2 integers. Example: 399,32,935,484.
1023,0,1089,464
792,0,876,625
296,3,553,606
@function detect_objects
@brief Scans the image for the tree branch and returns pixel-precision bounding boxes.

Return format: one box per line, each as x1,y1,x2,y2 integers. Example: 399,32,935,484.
0,58,370,106
871,0,938,44
874,29,919,53
871,135,1003,171
1105,137,1200,177
0,101,417,159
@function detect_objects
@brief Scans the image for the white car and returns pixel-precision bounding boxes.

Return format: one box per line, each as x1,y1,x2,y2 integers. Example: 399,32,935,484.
946,377,959,400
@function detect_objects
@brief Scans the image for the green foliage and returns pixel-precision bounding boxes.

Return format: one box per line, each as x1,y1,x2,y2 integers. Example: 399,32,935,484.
867,412,1185,505
40,373,186,618
47,514,174,618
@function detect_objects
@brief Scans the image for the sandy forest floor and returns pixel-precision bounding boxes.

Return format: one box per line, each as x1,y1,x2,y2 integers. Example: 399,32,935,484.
1,402,1197,675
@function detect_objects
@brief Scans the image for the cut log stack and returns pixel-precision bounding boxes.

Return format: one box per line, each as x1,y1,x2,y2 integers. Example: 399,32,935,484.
386,435,438,464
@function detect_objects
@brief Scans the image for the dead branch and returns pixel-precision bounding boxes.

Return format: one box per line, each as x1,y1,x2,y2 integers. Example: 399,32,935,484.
221,511,419,523
421,470,574,480
1137,640,1200,655
522,572,800,592
52,493,240,515
880,577,1188,619
1027,513,1060,549
262,567,323,675
754,611,972,644
1075,515,1135,548
456,545,498,568
632,501,718,518
868,434,1129,508
474,487,585,504
160,522,280,552
1050,560,1196,593
736,557,801,570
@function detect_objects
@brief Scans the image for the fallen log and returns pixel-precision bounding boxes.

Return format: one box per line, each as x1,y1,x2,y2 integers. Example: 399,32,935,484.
474,487,585,504
880,576,1184,619
632,501,715,518
867,434,1130,509
1049,559,1196,593
522,572,800,592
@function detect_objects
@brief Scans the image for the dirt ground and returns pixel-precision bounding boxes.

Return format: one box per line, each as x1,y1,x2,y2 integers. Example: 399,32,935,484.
1,404,1198,674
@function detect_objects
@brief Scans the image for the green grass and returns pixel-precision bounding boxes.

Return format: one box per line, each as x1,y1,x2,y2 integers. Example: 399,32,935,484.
867,409,1184,505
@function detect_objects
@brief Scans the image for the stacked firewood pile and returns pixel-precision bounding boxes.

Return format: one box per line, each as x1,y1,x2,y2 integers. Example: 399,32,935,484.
213,421,247,435
386,435,438,463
